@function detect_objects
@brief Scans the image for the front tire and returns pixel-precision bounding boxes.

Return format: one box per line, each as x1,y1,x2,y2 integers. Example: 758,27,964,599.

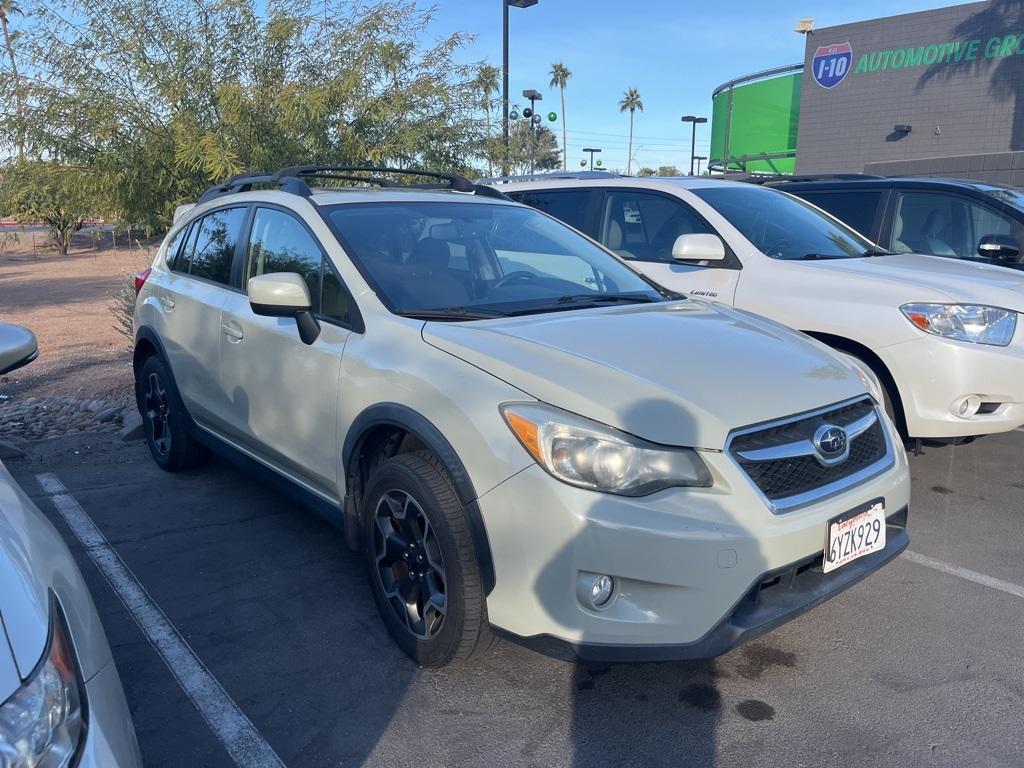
136,355,210,471
362,451,493,667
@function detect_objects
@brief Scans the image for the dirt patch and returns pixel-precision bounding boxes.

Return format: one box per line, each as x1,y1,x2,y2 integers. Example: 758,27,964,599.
0,230,155,408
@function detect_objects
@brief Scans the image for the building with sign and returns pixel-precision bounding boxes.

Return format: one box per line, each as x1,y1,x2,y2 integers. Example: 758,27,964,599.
710,2,1024,186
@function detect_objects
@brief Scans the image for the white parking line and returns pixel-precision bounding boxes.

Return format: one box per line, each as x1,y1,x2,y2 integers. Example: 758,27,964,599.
903,550,1024,601
35,473,286,768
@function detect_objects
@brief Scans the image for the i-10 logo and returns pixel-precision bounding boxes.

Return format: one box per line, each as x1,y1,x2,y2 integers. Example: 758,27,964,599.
812,42,853,88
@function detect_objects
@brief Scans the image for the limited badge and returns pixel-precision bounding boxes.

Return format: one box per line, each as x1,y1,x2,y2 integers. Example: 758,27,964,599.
811,42,853,89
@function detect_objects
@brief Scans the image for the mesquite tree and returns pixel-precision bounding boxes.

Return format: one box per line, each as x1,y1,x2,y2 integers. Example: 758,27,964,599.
0,0,485,230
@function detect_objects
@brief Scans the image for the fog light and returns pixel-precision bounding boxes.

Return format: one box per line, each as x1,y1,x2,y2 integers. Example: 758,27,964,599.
577,573,616,610
952,395,982,418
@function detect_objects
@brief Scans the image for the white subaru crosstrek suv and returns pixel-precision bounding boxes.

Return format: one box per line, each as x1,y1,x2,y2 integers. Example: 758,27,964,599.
492,173,1024,442
133,166,910,666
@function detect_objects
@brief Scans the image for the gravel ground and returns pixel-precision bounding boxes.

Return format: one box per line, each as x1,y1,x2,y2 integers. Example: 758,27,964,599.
0,230,152,432
0,394,127,440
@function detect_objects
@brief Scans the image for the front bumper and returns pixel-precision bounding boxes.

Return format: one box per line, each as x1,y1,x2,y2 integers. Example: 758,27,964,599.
77,661,143,767
496,510,908,663
477,417,910,653
878,333,1024,438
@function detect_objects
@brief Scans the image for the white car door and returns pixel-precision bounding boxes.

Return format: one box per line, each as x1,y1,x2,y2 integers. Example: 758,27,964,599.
218,206,353,496
594,188,741,304
158,206,248,426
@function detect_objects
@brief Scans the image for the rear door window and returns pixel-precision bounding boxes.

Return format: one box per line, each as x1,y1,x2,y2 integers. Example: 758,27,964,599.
516,190,592,233
189,207,247,285
798,191,883,239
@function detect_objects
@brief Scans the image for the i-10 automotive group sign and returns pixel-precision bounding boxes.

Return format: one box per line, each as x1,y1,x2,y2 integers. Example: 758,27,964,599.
811,33,1024,88
812,42,853,88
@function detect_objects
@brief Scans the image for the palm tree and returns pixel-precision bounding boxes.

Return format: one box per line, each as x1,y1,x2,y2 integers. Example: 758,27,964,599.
0,0,23,161
618,88,643,175
475,64,500,176
548,62,571,171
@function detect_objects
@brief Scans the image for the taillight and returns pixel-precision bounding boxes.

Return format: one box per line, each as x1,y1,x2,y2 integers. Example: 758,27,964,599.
134,267,152,296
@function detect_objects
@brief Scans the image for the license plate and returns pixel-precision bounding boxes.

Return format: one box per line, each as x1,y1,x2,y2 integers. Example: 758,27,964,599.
823,500,886,573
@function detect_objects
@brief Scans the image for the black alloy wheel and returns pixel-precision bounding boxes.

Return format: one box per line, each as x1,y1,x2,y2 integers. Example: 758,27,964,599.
373,489,448,639
144,371,172,456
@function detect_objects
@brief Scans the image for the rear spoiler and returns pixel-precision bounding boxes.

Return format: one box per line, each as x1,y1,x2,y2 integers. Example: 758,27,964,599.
172,203,195,224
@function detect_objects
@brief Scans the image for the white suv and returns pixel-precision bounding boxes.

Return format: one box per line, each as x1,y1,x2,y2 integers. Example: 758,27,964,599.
494,174,1024,441
133,166,909,666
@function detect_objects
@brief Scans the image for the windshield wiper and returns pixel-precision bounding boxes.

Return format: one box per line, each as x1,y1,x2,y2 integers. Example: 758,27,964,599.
555,293,660,304
393,307,506,321
860,248,895,257
503,293,660,317
797,253,850,260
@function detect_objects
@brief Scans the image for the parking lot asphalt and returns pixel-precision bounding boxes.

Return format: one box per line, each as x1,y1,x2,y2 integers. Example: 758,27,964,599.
8,430,1024,768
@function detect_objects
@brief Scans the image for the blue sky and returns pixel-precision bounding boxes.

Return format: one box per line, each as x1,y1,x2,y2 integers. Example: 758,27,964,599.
421,0,976,172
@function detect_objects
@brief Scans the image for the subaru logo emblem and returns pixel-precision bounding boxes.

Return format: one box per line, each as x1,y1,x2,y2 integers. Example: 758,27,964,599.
813,424,848,465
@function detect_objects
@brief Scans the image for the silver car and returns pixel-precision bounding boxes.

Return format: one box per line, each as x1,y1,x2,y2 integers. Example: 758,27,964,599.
0,323,142,767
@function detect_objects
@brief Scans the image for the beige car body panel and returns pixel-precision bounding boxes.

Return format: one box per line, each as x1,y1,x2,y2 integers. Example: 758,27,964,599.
135,187,910,651
0,459,142,766
498,176,1024,439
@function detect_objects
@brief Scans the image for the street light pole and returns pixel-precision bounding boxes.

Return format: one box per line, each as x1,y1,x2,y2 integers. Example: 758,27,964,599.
680,115,708,176
502,0,539,176
502,1,509,174
694,155,707,176
522,88,543,174
583,147,601,171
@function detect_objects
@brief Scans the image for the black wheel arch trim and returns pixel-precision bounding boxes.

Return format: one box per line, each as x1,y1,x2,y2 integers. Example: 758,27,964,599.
802,331,908,436
343,402,496,595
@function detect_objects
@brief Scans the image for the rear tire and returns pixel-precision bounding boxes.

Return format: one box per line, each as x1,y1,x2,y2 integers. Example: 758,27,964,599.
136,355,210,471
362,451,494,667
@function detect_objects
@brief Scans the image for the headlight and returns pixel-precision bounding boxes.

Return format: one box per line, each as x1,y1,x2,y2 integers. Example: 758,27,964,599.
901,303,1017,346
0,597,85,768
501,402,712,496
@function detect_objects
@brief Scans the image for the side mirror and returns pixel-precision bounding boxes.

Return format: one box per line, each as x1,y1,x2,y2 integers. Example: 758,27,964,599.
978,234,1020,261
0,323,39,375
672,233,726,262
248,273,321,345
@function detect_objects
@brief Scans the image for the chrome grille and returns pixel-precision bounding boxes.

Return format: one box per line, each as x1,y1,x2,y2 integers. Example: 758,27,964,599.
727,397,893,512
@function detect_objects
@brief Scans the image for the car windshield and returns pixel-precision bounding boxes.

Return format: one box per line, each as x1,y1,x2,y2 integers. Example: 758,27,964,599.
325,201,666,318
977,183,1024,213
693,185,878,260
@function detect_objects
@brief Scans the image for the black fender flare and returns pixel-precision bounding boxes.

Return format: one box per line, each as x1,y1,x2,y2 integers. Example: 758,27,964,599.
343,403,496,595
132,325,180,408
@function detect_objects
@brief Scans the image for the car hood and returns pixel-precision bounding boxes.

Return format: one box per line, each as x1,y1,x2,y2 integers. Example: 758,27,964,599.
804,253,1024,309
0,461,111,698
423,301,867,449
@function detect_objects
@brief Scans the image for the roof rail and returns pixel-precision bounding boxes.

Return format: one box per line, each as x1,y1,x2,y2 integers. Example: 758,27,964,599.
273,165,489,194
478,171,622,184
196,165,510,205
743,173,886,185
196,173,312,204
